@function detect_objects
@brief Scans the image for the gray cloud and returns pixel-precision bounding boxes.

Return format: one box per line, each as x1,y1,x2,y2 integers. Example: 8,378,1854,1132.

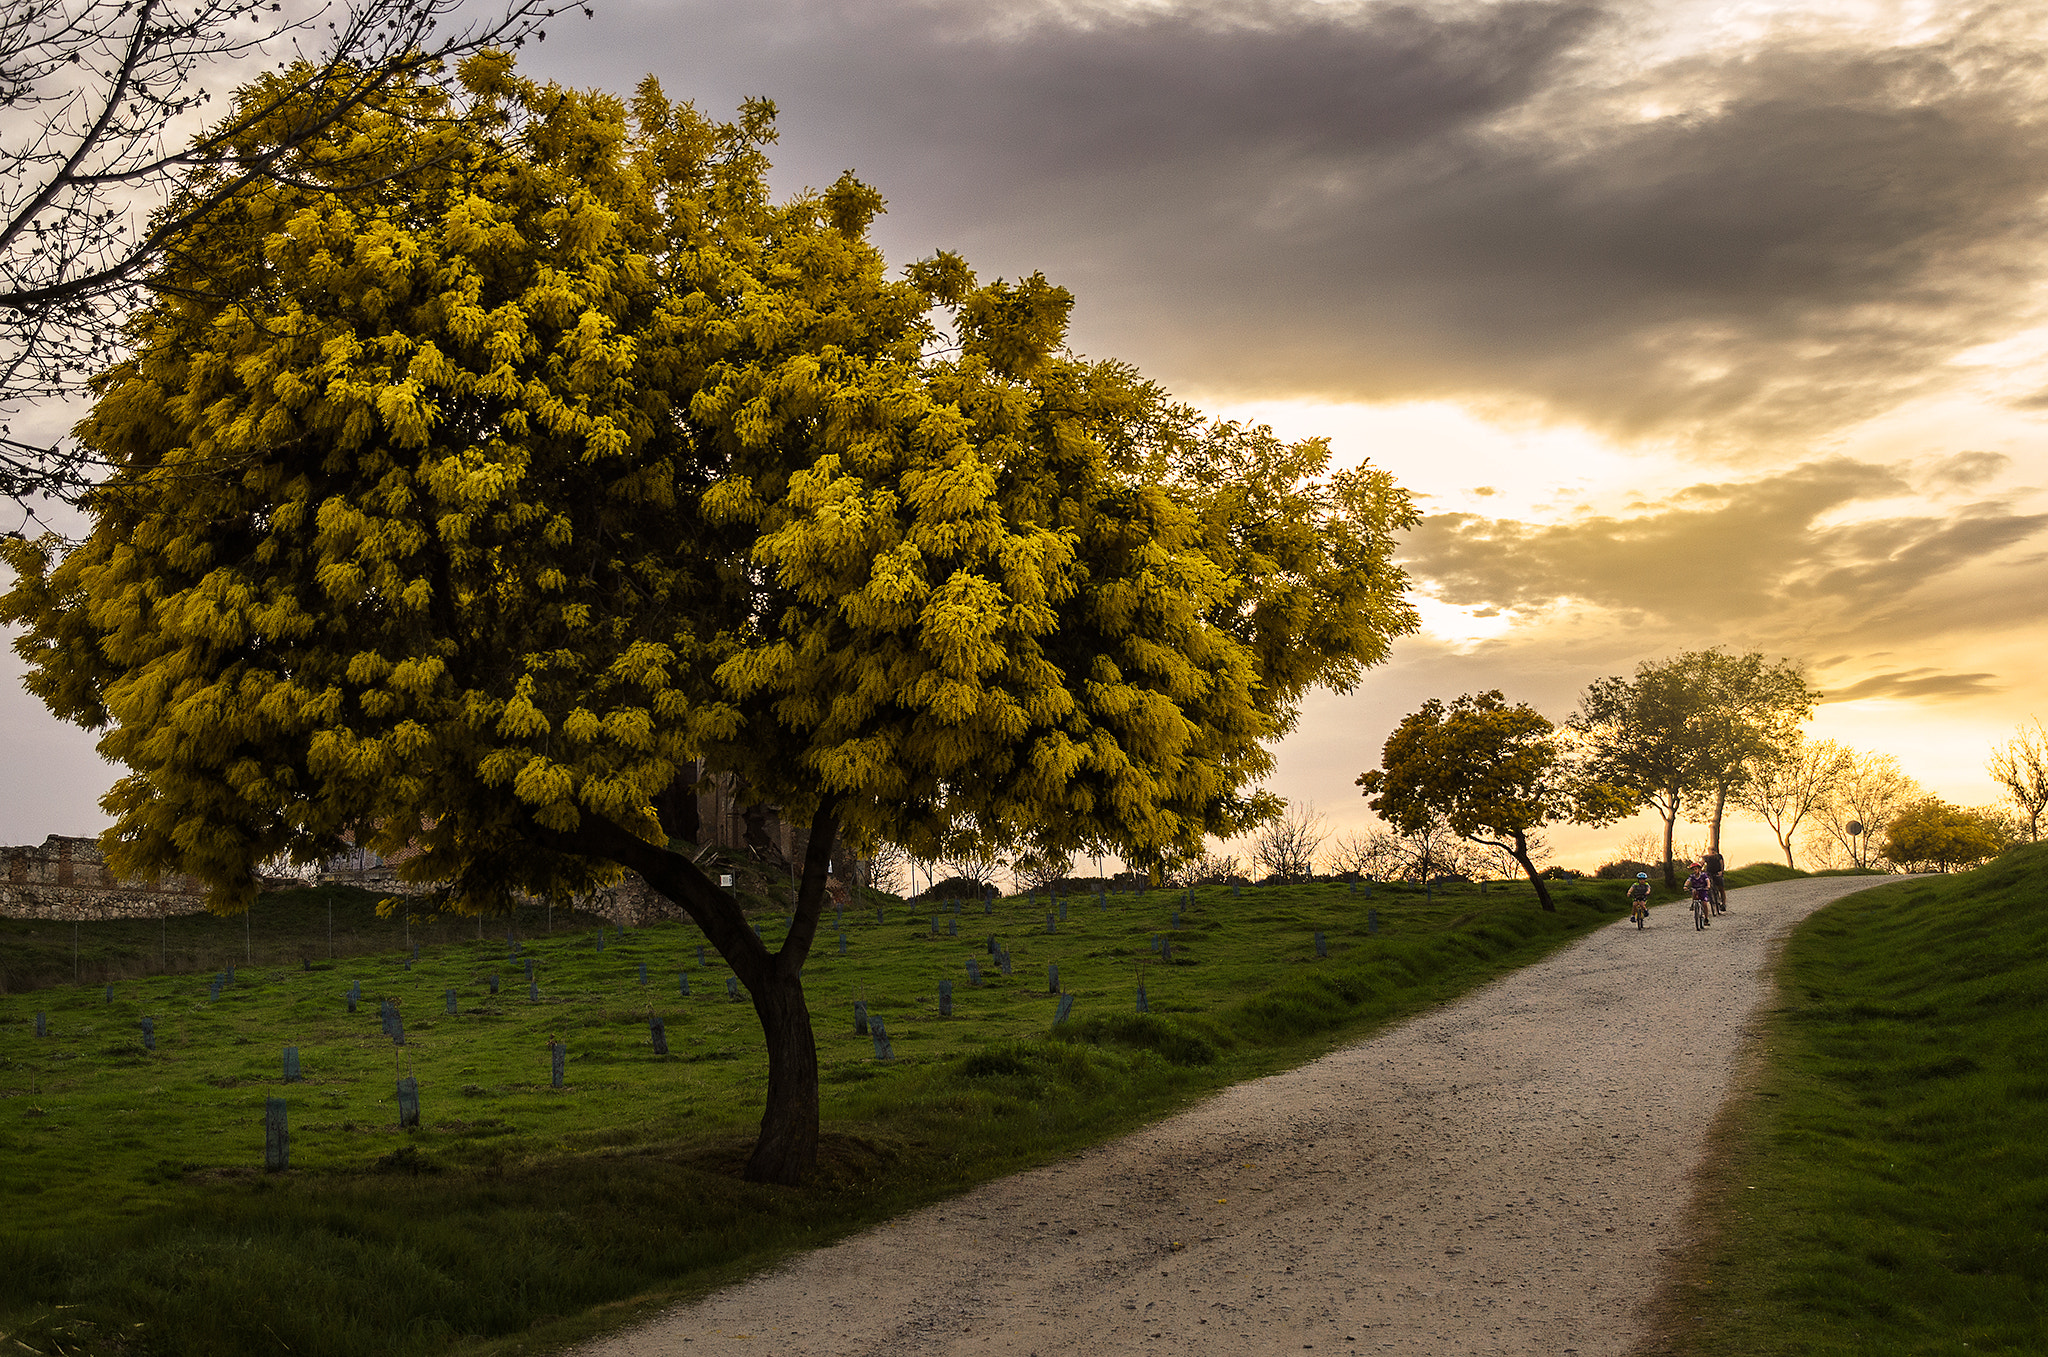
1399,457,2048,643
536,0,2048,445
1927,452,2013,488
1823,669,2003,703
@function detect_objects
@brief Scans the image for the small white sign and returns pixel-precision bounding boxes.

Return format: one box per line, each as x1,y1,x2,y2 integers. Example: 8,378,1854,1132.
719,873,734,888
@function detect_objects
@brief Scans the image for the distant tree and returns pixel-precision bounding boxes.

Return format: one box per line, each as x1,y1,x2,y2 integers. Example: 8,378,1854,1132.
1164,849,1244,888
1359,690,1631,911
1975,804,2029,849
1009,849,1073,892
1813,751,1921,869
863,841,909,897
1323,828,1378,878
0,58,1421,1184
1349,817,1488,884
1403,817,1495,883
1880,797,2010,872
1248,803,1327,882
1570,651,1817,888
1987,718,2048,843
937,848,1005,893
0,0,578,512
1736,737,1854,868
1614,830,1663,866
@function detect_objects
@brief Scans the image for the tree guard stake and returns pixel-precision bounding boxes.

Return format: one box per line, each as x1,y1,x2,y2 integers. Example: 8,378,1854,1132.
264,1097,289,1171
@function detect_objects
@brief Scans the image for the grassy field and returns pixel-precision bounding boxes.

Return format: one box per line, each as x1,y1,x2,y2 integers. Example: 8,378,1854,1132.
1656,842,2048,1356
0,885,611,994
0,870,1666,1357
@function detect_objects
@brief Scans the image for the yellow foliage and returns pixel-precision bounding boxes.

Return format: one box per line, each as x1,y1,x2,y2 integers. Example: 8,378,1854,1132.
0,53,1417,918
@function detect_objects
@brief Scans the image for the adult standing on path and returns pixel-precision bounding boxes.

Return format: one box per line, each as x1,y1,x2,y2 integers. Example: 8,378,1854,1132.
572,875,1898,1357
1702,849,1728,914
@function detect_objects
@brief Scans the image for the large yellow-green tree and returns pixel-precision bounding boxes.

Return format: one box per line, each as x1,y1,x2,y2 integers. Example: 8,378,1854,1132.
0,56,1419,1182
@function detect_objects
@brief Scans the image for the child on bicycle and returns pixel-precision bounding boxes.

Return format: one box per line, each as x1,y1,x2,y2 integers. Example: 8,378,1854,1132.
1627,872,1651,928
1687,862,1713,930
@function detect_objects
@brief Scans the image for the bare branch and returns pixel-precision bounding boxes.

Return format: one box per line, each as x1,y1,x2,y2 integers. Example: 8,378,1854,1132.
0,0,592,513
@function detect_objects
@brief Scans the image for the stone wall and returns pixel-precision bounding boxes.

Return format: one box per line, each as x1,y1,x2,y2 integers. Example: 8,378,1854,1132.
0,836,211,922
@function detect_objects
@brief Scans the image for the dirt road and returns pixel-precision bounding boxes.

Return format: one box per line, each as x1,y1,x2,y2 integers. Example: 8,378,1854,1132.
571,875,1894,1357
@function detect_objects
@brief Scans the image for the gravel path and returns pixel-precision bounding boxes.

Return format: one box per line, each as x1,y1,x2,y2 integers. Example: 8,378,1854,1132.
572,875,1896,1357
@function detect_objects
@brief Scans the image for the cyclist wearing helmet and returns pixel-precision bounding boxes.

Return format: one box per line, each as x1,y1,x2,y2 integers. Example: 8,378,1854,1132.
1627,871,1651,929
1687,861,1713,930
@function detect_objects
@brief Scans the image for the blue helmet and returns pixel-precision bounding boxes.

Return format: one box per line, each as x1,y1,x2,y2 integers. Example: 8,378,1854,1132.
1636,872,1648,879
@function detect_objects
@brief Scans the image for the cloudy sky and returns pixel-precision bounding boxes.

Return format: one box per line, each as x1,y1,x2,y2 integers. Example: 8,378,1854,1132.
7,0,2047,868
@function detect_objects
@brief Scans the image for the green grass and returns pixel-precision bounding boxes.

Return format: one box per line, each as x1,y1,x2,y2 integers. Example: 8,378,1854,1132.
1660,842,2048,1356
0,885,609,994
1,873,1655,1357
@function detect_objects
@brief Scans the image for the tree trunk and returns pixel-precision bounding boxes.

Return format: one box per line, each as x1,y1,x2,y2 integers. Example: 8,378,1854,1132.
1707,783,1728,854
1469,831,1555,912
1508,830,1554,912
1659,792,1680,889
543,797,842,1185
744,963,819,1184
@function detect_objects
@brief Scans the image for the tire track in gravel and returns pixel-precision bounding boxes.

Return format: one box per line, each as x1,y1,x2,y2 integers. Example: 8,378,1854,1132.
570,875,1897,1357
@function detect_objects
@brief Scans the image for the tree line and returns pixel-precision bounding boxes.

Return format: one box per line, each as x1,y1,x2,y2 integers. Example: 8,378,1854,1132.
874,665,2046,903
1349,654,2047,904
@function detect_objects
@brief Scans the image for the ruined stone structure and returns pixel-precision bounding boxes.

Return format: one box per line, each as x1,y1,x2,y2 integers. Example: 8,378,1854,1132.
0,835,210,921
3,773,868,926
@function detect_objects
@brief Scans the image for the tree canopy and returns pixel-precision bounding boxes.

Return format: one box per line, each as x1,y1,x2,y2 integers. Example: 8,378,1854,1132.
0,56,1420,1182
1569,650,1817,887
1880,797,2011,873
1358,690,1629,912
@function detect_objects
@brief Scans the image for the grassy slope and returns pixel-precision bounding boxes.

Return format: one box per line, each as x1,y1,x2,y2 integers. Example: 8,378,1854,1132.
1657,843,2048,1356
1,874,1658,1357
